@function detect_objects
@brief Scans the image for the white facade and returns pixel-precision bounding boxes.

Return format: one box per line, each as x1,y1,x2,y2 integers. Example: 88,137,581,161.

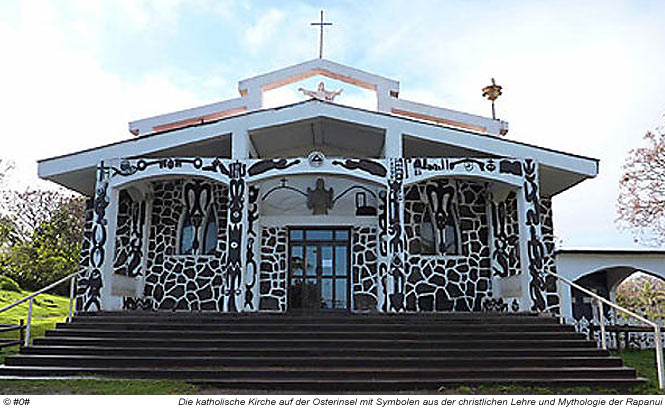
38,59,600,315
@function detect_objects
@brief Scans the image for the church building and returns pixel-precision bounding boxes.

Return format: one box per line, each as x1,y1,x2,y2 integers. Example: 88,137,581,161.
38,58,598,317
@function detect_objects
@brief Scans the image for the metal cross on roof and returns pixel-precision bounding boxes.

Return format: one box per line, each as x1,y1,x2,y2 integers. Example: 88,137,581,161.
311,10,332,59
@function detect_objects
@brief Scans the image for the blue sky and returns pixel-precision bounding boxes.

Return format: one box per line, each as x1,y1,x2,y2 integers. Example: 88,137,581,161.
1,0,665,249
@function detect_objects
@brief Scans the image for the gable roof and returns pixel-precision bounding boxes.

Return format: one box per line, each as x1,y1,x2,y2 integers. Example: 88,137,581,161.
39,99,597,197
128,58,508,137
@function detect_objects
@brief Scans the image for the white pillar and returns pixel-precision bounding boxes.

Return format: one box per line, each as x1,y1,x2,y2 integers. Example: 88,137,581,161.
232,127,250,160
100,186,120,310
384,129,403,158
80,161,114,312
560,281,573,321
384,158,406,312
516,186,532,311
243,85,263,111
377,85,393,113
225,161,248,313
515,159,546,312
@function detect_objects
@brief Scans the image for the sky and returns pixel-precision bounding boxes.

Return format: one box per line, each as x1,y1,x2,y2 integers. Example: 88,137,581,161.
1,0,665,249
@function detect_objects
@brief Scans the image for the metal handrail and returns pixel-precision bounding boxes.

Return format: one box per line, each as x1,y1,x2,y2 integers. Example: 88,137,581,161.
0,270,80,347
553,271,664,389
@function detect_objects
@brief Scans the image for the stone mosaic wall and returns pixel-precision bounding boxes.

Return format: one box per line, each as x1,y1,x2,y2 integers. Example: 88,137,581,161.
140,178,228,311
113,190,146,278
352,226,379,312
490,192,520,278
258,226,287,311
541,197,560,314
76,198,94,311
403,179,491,312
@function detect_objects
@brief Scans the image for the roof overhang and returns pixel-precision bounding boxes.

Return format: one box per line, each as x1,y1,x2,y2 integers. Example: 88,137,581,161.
39,99,598,196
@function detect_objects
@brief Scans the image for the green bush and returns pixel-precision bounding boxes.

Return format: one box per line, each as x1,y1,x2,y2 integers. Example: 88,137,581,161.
0,275,21,292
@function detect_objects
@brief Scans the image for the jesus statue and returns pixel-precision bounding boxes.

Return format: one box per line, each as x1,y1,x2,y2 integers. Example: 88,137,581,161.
298,81,343,102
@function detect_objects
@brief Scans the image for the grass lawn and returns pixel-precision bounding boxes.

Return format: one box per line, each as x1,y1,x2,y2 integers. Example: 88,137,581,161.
0,293,662,394
614,350,664,394
0,289,70,348
0,289,72,365
0,378,199,395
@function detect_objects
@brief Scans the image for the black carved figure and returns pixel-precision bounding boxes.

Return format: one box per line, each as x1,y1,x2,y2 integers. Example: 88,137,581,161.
379,263,389,312
491,202,513,278
425,181,456,254
226,164,245,313
499,160,523,176
248,159,300,176
84,272,103,312
354,192,377,216
247,186,259,235
523,159,547,312
332,159,387,177
244,238,256,309
244,186,260,309
306,178,333,215
126,201,145,277
378,191,388,257
387,167,405,312
93,182,109,224
389,254,405,312
183,181,212,253
228,179,245,224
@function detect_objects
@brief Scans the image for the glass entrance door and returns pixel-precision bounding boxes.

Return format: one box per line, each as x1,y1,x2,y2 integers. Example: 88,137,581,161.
288,228,350,311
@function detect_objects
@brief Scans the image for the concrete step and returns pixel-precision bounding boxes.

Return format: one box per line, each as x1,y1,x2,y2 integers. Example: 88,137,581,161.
71,313,560,325
21,345,611,358
184,377,647,391
32,337,599,349
58,321,573,332
5,355,624,369
0,365,638,380
44,328,587,340
0,312,643,390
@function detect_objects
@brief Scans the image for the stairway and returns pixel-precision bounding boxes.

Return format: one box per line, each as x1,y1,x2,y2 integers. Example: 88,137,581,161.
0,312,645,391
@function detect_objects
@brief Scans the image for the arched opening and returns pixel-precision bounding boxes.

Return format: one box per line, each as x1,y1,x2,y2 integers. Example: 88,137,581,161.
569,266,665,349
571,267,665,322
614,271,665,320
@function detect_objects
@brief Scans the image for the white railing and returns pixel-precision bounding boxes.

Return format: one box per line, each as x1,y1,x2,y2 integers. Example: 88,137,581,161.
553,272,664,389
0,271,79,347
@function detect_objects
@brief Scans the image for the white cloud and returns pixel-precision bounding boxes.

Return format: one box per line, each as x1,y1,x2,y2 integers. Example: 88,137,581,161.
0,1,204,191
245,9,286,49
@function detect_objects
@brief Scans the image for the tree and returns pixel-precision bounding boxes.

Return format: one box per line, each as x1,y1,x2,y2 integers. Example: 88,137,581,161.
0,159,13,186
1,189,80,243
0,190,85,294
615,275,665,320
0,160,17,250
0,215,20,248
617,114,665,244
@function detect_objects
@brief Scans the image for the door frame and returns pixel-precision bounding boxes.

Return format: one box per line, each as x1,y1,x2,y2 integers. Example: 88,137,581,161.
287,226,352,312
